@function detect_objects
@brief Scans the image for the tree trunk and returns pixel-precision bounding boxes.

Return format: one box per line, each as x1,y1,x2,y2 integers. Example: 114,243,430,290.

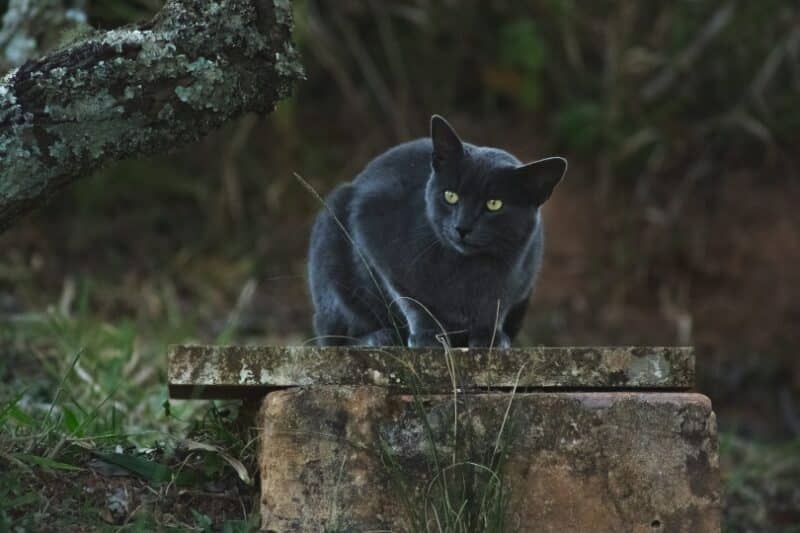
0,0,303,233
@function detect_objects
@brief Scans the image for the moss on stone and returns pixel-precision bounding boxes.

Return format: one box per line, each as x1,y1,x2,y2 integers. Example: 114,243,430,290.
167,345,695,398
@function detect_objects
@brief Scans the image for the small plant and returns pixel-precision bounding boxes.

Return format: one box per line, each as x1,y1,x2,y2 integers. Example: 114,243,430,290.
377,328,522,533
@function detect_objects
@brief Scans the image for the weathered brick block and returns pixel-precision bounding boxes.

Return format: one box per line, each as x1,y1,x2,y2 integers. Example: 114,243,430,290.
259,388,719,532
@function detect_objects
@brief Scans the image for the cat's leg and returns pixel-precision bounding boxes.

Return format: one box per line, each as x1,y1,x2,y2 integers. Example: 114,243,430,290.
392,307,443,347
312,265,405,346
468,329,511,348
407,330,446,348
314,305,403,346
309,184,397,346
376,283,442,348
503,292,531,342
385,297,443,347
313,291,403,346
359,328,403,346
313,307,355,346
315,313,403,346
466,298,522,348
400,305,450,348
464,293,532,347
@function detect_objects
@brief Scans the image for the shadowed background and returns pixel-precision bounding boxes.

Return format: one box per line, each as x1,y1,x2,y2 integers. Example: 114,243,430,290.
1,0,799,530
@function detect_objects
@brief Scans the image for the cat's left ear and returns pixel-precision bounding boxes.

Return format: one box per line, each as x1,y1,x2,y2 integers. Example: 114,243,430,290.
430,115,464,171
514,157,568,205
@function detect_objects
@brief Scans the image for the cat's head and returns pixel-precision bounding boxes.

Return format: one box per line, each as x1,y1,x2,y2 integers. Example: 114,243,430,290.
425,114,567,258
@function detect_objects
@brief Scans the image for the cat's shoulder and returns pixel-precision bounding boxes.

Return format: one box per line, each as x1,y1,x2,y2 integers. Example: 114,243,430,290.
316,182,357,221
374,138,433,163
355,138,432,180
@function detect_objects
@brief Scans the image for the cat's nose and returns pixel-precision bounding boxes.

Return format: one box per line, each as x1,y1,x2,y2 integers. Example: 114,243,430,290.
455,226,471,240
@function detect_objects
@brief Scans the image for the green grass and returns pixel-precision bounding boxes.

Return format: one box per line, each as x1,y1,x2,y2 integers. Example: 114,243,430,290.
721,434,800,532
373,336,521,533
379,392,517,533
0,305,262,531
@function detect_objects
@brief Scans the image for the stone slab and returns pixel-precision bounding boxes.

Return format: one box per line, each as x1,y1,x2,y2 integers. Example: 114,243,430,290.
259,388,719,532
168,345,694,398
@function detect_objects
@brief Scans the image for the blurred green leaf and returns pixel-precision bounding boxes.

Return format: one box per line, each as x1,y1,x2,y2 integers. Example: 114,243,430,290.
8,405,36,427
499,19,547,71
93,452,173,483
16,453,83,472
61,406,80,434
555,102,605,154
192,508,214,530
4,491,40,509
519,74,542,110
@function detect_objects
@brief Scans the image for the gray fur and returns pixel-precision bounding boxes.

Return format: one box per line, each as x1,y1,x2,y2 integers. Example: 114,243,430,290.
308,115,566,347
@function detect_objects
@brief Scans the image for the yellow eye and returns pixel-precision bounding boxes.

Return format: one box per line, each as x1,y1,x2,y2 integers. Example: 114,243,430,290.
486,199,503,211
443,190,459,204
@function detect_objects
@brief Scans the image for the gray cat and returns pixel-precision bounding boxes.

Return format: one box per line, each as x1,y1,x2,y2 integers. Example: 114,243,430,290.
308,115,566,348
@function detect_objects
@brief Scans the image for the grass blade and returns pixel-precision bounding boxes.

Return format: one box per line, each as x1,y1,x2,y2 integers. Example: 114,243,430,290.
92,452,173,483
16,453,83,472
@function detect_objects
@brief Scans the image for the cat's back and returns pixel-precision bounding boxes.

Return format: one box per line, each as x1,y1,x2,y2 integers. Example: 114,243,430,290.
352,138,432,194
312,139,431,236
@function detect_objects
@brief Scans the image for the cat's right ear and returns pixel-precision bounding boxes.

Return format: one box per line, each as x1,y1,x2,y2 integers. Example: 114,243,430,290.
430,115,464,171
514,157,568,206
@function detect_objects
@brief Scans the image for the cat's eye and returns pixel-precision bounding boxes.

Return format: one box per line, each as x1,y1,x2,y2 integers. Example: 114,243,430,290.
486,199,503,211
443,190,459,204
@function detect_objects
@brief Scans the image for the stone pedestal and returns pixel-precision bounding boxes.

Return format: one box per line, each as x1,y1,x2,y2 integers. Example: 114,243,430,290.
258,388,719,532
167,346,720,532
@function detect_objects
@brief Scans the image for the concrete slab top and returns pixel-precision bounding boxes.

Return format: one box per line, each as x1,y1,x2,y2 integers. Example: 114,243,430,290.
168,345,694,399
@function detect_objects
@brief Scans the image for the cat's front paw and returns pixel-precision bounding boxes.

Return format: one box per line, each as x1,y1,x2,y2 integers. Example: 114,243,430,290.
361,328,403,346
468,330,511,349
408,330,447,348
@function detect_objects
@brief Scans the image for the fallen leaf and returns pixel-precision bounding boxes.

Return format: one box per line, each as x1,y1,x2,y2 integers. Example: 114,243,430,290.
180,438,252,485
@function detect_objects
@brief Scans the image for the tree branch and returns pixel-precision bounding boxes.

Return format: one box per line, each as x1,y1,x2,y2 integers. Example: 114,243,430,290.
0,0,303,232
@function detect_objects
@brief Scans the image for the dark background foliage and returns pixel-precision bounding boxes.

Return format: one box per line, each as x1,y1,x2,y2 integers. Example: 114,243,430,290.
1,0,799,530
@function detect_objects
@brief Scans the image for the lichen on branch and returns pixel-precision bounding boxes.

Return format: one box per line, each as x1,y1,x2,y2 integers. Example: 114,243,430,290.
0,0,303,232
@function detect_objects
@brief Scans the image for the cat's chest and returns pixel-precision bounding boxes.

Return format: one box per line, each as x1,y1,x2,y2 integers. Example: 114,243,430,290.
397,248,523,316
